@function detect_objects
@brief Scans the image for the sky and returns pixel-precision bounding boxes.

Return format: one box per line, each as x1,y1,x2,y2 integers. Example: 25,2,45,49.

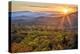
11,1,77,13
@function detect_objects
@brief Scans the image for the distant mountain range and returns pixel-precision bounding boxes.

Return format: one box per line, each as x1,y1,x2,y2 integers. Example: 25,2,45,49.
10,11,78,31
10,11,62,20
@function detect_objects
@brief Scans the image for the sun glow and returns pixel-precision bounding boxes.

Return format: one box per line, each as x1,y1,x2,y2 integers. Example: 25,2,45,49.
60,7,75,29
61,8,71,15
63,9,69,14
61,7,76,15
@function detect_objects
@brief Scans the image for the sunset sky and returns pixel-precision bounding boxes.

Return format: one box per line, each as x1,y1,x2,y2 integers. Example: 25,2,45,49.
11,1,77,13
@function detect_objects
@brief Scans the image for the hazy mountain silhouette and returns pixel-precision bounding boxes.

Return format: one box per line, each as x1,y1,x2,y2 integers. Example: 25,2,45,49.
11,11,78,31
